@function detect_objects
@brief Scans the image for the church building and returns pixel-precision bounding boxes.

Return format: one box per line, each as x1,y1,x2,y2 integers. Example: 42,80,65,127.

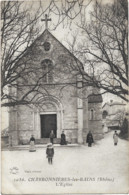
9,20,103,146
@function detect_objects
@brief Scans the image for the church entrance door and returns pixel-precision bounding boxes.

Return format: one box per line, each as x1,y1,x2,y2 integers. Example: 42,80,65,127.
40,114,57,138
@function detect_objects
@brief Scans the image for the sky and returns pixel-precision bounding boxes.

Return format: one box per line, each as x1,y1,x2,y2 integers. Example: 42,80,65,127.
22,0,93,44
25,0,114,43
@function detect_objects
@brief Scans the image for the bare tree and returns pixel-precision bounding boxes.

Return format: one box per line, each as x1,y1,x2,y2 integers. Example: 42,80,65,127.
113,109,126,127
46,0,92,29
1,0,89,107
1,1,44,105
65,0,128,102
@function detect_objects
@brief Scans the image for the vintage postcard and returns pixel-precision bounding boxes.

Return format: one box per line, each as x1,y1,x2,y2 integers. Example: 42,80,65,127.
1,0,129,194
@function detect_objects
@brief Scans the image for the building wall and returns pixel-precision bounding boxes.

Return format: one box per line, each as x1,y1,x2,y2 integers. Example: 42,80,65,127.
8,30,103,145
82,97,89,143
60,86,78,143
10,85,79,145
9,88,103,145
9,107,18,146
88,103,103,140
103,103,126,116
17,105,33,144
102,102,126,131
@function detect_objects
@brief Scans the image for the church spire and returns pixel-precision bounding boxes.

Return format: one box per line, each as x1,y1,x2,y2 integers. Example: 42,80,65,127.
41,14,51,29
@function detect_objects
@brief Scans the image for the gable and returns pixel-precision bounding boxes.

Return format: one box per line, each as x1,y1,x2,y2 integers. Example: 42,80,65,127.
31,29,83,64
17,29,84,86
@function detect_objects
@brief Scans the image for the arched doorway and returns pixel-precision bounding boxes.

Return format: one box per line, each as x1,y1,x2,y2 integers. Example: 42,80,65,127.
33,96,63,139
40,102,57,138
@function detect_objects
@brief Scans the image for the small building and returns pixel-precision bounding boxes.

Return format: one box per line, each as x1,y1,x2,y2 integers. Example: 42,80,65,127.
102,100,126,131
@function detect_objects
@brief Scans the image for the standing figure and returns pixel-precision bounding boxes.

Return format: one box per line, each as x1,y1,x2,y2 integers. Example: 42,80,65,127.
113,131,118,146
29,135,36,152
60,131,67,145
49,130,55,144
86,131,94,147
46,143,54,164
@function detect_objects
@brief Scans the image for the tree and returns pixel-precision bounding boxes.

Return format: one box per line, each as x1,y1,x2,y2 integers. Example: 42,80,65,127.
113,109,126,127
1,1,44,106
1,0,88,107
119,117,128,138
66,0,128,102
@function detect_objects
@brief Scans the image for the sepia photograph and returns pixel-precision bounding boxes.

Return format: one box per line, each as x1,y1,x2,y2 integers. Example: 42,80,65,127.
1,0,129,194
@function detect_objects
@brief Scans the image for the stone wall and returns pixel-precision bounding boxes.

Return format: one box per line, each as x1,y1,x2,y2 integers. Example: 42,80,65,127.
9,107,18,146
8,30,103,145
88,102,103,140
15,30,79,144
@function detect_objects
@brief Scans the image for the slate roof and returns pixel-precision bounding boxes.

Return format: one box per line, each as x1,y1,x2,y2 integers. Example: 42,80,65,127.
88,93,103,103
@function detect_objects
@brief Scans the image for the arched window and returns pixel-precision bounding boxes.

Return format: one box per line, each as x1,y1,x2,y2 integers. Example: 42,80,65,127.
102,111,108,119
90,108,95,120
43,42,51,51
41,59,53,83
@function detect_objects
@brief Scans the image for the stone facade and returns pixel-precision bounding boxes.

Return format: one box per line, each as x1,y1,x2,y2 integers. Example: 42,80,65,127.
9,30,103,146
88,102,103,139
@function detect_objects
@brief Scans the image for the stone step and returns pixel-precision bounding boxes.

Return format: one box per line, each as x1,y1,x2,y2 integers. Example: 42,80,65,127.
36,138,61,144
3,144,80,151
20,138,61,145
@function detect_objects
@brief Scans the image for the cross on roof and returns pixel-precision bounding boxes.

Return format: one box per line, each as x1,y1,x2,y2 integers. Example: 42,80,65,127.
41,14,51,29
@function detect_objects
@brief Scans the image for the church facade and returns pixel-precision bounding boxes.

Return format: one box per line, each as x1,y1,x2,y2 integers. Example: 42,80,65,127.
9,29,103,146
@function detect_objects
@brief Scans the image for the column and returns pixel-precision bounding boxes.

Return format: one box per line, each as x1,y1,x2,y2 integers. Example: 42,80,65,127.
8,82,18,146
77,75,83,144
9,107,18,146
84,98,89,144
77,98,83,144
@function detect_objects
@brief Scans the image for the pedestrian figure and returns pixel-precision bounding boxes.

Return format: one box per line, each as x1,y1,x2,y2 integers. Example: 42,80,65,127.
49,130,55,144
60,131,67,145
29,135,36,152
113,131,118,146
86,131,94,147
46,143,54,164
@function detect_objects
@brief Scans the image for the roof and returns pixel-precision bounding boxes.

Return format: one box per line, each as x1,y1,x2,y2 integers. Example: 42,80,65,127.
26,29,84,68
88,93,103,103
